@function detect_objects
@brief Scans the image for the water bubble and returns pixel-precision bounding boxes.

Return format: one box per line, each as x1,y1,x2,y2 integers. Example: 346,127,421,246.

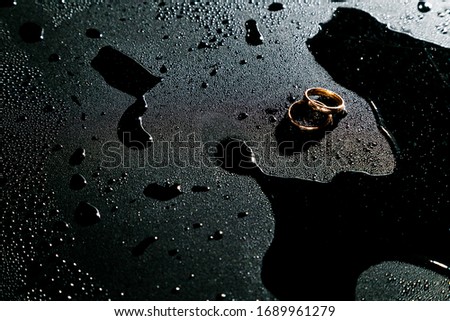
193,222,203,228
144,182,183,201
74,202,101,226
160,65,168,73
201,81,208,88
19,22,44,43
245,19,264,46
69,174,87,190
85,28,102,39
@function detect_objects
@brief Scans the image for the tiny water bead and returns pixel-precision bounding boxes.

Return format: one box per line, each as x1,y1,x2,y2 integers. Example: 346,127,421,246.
19,22,44,43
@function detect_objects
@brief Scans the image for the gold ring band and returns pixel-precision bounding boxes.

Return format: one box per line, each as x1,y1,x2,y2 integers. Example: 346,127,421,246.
288,100,333,131
304,87,345,115
287,87,345,132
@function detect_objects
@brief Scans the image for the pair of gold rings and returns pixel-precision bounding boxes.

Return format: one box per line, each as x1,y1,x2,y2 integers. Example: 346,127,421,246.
288,87,346,131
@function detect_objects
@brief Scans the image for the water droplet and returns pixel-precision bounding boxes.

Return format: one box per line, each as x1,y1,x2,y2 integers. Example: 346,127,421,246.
215,138,259,175
53,220,70,232
131,236,158,256
86,28,102,39
238,211,249,218
117,96,153,148
240,59,247,65
417,1,431,13
269,115,277,123
52,144,63,151
48,53,60,62
91,46,162,98
237,112,248,120
144,182,183,201
201,81,208,88
74,202,101,226
160,65,168,73
193,222,203,228
44,104,56,112
268,2,285,12
171,286,181,294
211,230,224,240
0,0,16,7
17,115,28,122
69,174,87,190
216,293,227,300
71,95,81,106
19,22,44,43
168,248,179,256
265,108,278,115
197,41,208,49
245,19,264,46
69,148,86,166
191,185,210,192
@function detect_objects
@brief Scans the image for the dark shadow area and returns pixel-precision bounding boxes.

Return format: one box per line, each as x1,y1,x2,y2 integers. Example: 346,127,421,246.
218,8,450,300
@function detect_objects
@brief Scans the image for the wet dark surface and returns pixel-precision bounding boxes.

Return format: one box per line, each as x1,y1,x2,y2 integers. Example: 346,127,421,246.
1,0,449,301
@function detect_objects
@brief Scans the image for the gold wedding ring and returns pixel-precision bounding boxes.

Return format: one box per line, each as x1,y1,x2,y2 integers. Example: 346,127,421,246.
288,87,346,131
